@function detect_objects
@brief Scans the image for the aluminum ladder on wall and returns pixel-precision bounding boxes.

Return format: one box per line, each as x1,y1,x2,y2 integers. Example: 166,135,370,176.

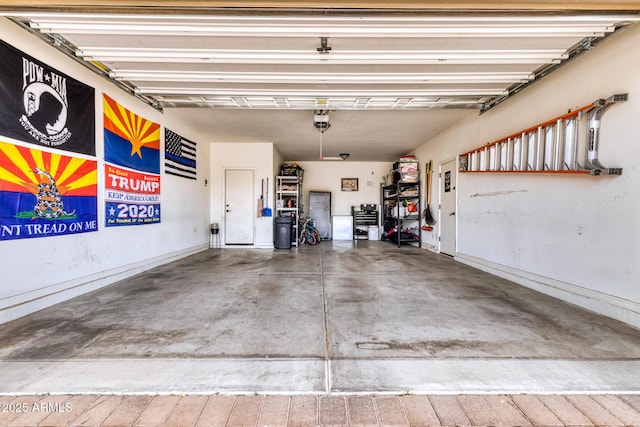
460,94,627,176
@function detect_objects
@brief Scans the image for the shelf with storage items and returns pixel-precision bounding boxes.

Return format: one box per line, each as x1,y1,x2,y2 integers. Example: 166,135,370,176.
275,175,302,247
352,204,378,240
381,181,421,247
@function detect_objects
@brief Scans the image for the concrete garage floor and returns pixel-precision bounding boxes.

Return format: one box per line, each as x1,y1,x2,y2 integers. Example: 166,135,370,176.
0,241,640,395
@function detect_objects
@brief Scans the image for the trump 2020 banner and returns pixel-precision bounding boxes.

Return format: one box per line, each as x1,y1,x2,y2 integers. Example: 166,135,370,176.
0,40,95,156
103,94,160,226
105,164,160,226
0,139,98,241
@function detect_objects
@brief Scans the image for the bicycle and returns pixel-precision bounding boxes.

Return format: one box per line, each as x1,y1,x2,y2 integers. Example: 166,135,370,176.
299,216,320,246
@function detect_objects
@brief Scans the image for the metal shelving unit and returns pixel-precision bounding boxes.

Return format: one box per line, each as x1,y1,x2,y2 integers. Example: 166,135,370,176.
275,175,302,247
381,181,421,247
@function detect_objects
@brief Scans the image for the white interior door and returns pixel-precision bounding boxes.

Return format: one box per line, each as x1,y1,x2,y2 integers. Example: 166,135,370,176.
439,159,457,256
225,169,254,245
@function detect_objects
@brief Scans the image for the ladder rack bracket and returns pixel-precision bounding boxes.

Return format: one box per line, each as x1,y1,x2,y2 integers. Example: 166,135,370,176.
584,93,627,176
589,167,623,176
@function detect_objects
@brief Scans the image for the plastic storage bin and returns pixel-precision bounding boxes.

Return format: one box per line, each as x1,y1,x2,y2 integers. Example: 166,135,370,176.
368,225,379,240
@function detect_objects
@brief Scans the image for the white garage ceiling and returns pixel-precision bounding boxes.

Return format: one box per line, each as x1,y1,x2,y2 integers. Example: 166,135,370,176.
3,6,639,161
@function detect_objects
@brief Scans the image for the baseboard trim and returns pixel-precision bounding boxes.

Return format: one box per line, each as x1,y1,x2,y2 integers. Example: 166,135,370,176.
0,244,209,325
456,252,640,330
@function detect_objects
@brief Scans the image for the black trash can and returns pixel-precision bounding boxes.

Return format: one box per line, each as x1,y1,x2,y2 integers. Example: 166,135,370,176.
274,216,293,249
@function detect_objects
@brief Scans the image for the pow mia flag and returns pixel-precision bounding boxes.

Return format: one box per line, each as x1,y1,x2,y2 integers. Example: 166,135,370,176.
0,40,95,156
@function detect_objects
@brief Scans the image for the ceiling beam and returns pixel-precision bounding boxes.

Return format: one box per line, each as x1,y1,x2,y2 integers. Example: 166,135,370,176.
0,1,640,12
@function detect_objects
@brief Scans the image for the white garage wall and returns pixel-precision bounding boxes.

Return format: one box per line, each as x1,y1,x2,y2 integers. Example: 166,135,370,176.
209,142,278,248
415,24,640,328
293,161,391,216
0,19,211,324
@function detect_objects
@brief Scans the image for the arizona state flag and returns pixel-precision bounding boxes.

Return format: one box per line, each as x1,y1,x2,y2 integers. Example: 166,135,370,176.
103,94,160,174
0,139,98,241
0,40,95,156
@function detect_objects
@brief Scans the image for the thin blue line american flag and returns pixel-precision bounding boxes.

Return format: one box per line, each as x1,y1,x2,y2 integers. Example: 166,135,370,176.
164,128,197,180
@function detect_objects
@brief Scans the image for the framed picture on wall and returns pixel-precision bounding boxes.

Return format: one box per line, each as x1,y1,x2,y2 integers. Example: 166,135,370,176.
341,178,358,191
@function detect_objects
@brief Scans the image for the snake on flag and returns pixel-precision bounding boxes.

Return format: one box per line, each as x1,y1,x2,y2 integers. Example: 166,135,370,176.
33,167,75,219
